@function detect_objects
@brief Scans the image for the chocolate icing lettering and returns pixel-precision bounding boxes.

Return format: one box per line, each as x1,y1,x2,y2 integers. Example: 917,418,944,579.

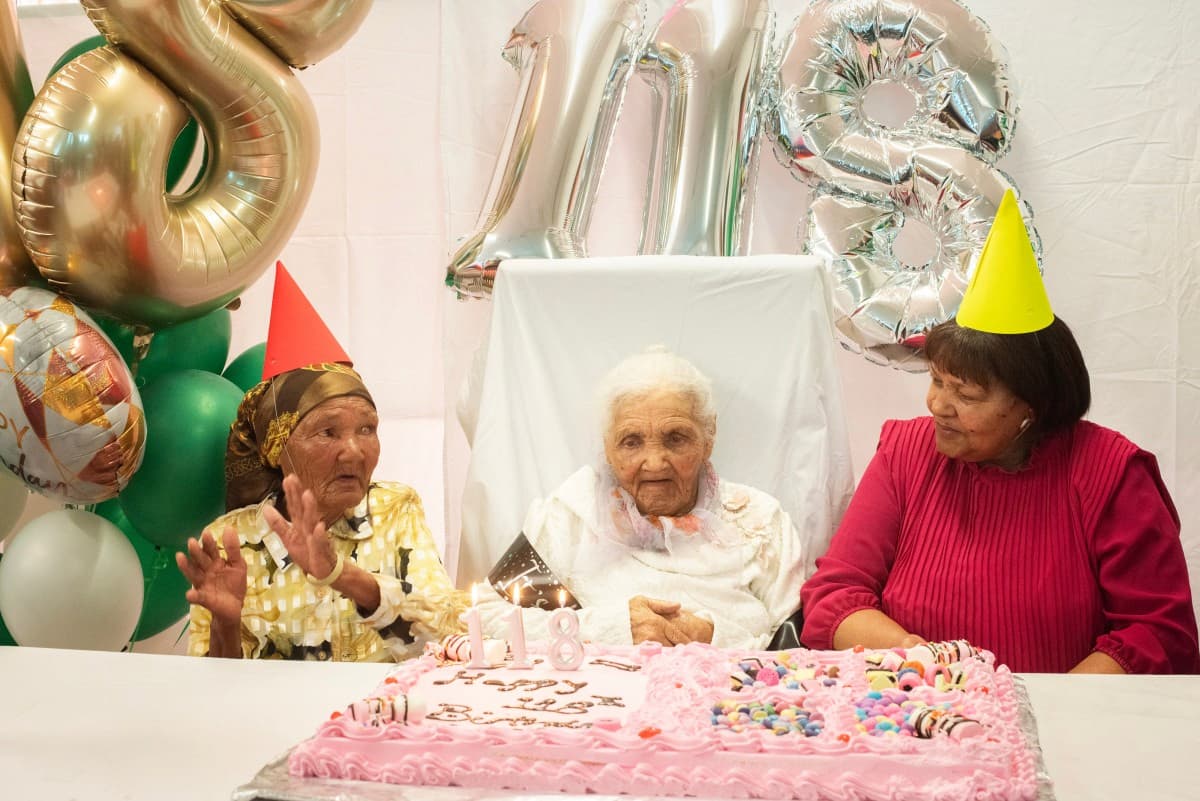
431,670,487,687
502,697,595,715
589,658,640,672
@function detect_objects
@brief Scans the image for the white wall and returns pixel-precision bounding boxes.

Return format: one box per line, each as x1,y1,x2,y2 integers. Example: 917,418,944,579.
8,0,1199,649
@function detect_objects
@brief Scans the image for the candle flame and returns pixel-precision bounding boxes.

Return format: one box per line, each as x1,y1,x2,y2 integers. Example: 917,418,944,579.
471,582,479,606
511,582,521,606
558,589,566,608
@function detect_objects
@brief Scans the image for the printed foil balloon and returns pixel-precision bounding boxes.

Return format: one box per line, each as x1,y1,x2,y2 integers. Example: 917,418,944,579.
637,0,770,256
803,146,1040,371
0,0,35,288
0,286,146,502
11,0,372,328
446,0,643,297
769,0,1018,196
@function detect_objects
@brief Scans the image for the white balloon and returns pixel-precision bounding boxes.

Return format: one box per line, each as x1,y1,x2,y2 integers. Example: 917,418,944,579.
0,509,143,651
0,468,28,543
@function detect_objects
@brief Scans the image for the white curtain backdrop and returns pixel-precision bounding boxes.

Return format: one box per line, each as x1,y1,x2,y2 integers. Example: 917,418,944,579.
8,0,1200,650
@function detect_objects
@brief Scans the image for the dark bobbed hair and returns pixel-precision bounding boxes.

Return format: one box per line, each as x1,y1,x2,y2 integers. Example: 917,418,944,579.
923,317,1091,437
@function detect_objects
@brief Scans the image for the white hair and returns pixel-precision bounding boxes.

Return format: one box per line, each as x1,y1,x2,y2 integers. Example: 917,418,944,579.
598,346,717,441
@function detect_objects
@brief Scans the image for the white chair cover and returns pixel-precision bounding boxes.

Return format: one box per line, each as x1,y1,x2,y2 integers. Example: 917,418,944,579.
455,255,855,586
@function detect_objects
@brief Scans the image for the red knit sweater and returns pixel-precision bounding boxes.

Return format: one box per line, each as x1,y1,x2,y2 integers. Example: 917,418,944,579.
801,417,1199,674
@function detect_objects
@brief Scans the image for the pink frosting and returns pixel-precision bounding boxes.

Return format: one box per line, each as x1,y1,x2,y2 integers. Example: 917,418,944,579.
288,642,1041,800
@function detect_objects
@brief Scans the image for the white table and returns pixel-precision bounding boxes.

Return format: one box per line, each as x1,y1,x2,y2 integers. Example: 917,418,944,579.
2,645,1197,801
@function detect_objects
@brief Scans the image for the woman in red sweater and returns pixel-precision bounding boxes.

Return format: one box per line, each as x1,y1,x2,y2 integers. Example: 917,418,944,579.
801,194,1199,674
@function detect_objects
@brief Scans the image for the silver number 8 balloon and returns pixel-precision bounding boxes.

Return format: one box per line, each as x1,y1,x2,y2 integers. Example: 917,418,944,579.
768,0,1042,371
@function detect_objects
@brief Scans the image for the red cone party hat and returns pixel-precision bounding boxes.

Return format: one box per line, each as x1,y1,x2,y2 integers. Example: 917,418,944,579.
262,262,351,380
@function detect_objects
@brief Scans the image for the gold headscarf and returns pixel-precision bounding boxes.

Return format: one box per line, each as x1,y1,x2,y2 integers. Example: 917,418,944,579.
224,363,374,511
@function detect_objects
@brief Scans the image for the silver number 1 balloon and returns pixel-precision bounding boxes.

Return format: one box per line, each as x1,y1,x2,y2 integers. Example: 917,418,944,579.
638,0,770,257
446,0,643,298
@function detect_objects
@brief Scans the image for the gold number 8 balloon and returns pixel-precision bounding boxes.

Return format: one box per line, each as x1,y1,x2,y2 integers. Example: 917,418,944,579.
768,0,1039,371
0,0,34,289
10,0,373,329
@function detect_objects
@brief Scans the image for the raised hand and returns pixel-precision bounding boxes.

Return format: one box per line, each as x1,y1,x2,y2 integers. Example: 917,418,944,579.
262,473,339,581
176,527,247,626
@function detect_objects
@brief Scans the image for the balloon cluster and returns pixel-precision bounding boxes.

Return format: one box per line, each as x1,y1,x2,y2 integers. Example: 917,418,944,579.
0,0,370,651
449,0,1036,370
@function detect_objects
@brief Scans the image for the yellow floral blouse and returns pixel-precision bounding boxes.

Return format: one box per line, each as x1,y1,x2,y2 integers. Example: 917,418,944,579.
187,482,469,661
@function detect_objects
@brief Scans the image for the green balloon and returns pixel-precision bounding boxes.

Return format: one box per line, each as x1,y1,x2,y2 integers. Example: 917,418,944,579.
119,370,244,548
47,35,108,80
48,36,204,193
135,308,232,387
0,556,15,646
93,316,138,366
94,500,191,641
221,342,267,392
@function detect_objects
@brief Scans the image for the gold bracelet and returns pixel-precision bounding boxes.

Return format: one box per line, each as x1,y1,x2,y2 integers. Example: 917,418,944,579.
308,551,345,587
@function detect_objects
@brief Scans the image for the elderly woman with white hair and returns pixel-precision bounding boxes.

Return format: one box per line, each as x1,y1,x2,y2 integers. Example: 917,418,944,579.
478,347,805,649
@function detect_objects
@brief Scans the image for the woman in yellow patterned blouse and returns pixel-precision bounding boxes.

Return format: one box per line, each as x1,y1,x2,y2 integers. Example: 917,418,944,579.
177,361,468,660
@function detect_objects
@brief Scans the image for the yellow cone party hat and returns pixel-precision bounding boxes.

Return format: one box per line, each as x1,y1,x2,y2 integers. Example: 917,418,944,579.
955,190,1054,334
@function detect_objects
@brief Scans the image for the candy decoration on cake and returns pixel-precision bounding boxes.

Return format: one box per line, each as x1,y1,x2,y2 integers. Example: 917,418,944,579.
346,694,427,727
927,663,968,691
908,707,984,741
433,633,507,666
895,668,924,692
867,666,900,691
711,700,824,737
864,649,904,690
907,640,981,667
732,654,841,692
854,690,918,736
864,641,977,691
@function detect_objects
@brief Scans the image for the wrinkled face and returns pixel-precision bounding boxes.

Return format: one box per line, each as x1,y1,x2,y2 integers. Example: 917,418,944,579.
926,364,1032,466
279,396,380,521
604,389,713,517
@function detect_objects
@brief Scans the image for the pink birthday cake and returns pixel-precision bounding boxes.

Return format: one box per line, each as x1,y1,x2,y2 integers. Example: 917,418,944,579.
288,640,1043,800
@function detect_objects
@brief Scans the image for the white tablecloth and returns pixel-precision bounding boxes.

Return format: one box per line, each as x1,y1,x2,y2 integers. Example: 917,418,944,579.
455,255,855,585
2,645,1197,801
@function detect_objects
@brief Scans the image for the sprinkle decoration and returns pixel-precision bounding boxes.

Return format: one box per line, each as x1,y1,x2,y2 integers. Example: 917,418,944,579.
851,690,980,739
711,700,824,737
730,654,841,692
